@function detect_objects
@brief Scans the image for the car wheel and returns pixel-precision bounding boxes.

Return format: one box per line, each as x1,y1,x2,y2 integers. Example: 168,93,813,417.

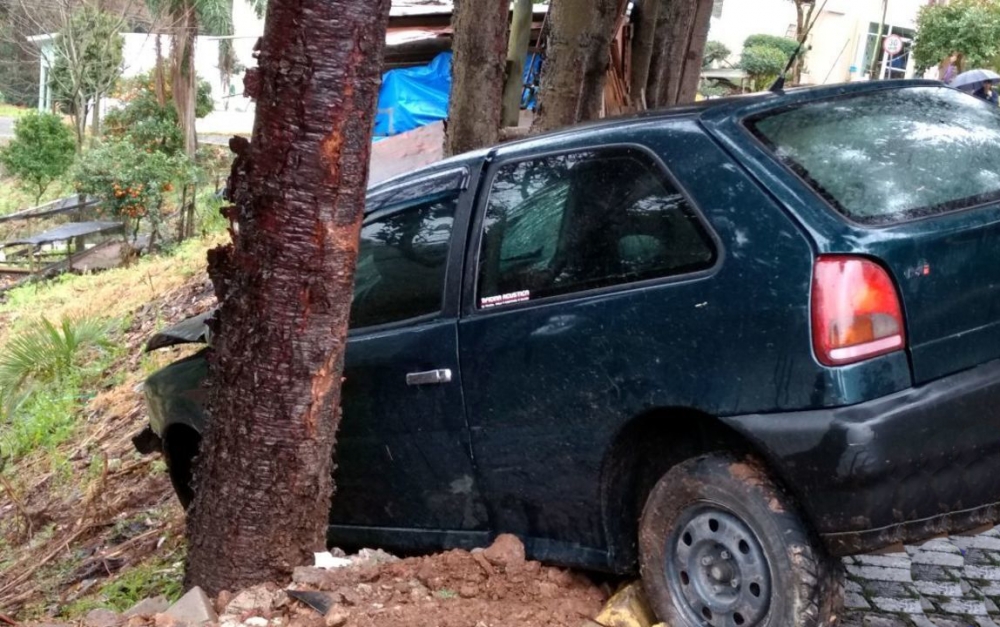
162,427,201,510
638,453,841,627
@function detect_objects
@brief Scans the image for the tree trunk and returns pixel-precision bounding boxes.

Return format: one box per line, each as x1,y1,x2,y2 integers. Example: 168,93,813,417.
445,0,511,155
531,0,619,133
675,0,713,104
91,93,101,137
155,35,167,107
792,0,815,84
646,0,709,108
630,0,661,108
171,3,199,158
501,0,533,128
184,0,392,596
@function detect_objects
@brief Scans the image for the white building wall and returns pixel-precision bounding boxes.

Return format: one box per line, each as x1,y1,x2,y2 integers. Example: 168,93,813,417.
708,0,936,86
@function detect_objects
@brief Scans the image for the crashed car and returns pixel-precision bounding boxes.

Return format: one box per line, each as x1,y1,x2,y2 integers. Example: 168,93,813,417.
139,80,1000,627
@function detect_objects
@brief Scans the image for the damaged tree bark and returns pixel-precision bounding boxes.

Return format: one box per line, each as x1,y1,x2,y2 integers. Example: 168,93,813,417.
530,0,620,133
184,0,392,594
445,0,511,155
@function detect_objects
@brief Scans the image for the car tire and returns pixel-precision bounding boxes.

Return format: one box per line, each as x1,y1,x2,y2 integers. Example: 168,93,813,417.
638,452,842,627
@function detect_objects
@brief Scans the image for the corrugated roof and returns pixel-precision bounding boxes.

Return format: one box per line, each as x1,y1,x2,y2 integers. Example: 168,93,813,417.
4,221,123,247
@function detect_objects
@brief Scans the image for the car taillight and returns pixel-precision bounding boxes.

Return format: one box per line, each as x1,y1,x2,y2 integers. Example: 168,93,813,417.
811,256,906,366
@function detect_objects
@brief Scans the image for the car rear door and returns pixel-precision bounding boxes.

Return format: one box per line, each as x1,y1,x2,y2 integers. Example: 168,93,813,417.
331,166,489,545
724,85,1000,384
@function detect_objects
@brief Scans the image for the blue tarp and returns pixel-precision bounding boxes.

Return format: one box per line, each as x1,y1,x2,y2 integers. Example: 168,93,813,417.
374,53,452,139
373,51,544,140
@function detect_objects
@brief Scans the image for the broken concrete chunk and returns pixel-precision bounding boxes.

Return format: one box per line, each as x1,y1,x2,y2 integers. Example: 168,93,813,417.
224,584,287,616
594,582,657,627
291,567,336,588
125,596,171,617
166,586,218,625
153,613,188,627
313,553,351,570
352,548,398,567
243,617,269,627
84,609,123,627
322,606,348,627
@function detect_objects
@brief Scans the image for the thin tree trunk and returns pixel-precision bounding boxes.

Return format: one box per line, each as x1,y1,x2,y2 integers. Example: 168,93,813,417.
531,0,619,133
184,0,392,595
171,3,198,158
445,0,511,155
675,0,713,104
501,0,533,128
155,35,167,107
792,0,815,84
91,93,101,137
630,0,661,107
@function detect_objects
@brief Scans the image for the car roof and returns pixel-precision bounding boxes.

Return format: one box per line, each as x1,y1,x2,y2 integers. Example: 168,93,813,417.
368,79,947,193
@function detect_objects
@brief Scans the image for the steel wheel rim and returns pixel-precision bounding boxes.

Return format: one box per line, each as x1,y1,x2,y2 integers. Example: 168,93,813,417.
665,504,772,627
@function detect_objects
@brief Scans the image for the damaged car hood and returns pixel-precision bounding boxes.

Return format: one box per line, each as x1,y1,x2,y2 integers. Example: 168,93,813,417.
145,310,214,352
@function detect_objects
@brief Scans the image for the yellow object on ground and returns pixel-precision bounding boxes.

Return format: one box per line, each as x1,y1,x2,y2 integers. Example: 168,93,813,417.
592,581,664,627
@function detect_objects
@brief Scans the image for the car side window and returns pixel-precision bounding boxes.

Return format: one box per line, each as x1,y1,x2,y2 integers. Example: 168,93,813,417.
350,192,458,329
477,147,716,308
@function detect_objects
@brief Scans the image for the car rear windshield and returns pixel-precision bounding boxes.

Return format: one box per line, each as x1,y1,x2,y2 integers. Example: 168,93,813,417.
747,86,1000,225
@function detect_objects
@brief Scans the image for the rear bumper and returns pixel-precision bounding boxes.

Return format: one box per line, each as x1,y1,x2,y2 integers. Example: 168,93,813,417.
722,357,1000,556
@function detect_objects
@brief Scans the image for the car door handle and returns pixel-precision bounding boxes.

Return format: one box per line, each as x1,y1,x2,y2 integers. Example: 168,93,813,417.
406,369,453,386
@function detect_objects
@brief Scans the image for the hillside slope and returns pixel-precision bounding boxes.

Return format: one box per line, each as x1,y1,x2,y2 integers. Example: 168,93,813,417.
0,237,219,619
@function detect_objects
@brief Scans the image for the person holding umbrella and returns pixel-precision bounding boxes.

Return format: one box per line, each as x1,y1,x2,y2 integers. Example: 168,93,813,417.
951,69,1000,104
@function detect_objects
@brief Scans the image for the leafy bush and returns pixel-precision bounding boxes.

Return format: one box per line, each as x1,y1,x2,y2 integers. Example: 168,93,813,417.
743,34,799,59
703,41,732,68
73,139,194,246
740,45,791,90
914,0,1000,72
0,111,76,205
104,88,184,156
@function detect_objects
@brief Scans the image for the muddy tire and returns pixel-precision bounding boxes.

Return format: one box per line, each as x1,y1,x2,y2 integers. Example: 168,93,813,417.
638,453,842,627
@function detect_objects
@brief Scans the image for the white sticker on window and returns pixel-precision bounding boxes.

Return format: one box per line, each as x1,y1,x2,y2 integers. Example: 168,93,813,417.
480,290,531,309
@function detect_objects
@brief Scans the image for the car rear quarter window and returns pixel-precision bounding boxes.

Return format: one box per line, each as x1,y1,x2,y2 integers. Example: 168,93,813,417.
477,147,716,308
748,87,1000,225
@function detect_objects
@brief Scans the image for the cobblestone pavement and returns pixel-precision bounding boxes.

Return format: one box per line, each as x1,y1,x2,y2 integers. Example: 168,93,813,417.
842,527,1000,626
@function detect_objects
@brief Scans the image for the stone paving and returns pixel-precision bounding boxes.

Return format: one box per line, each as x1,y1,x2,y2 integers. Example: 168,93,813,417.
842,527,1000,626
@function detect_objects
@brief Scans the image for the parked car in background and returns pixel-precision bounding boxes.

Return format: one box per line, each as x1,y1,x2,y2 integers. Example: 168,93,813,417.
138,80,1000,627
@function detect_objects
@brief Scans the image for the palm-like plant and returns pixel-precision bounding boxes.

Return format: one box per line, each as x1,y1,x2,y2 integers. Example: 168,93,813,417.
0,316,112,414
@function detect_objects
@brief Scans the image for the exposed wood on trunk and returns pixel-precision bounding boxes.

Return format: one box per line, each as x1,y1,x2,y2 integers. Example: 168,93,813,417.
531,0,620,133
629,0,660,106
445,0,511,156
502,0,533,128
184,0,392,595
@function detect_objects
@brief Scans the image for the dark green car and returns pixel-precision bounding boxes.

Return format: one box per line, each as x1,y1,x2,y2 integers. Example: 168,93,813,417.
140,80,1000,627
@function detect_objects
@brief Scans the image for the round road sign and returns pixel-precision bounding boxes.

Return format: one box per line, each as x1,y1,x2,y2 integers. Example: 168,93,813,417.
884,34,904,56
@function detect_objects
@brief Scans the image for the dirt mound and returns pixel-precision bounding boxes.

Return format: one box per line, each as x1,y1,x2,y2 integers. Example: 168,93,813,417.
282,535,606,627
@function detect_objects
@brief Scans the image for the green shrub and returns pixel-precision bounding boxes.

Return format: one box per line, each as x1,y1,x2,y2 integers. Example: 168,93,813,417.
703,41,732,68
740,45,790,89
0,111,76,206
743,34,799,59
73,138,194,246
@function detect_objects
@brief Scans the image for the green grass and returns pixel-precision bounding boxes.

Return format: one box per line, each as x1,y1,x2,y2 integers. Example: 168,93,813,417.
62,553,185,617
0,176,75,217
0,104,29,118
